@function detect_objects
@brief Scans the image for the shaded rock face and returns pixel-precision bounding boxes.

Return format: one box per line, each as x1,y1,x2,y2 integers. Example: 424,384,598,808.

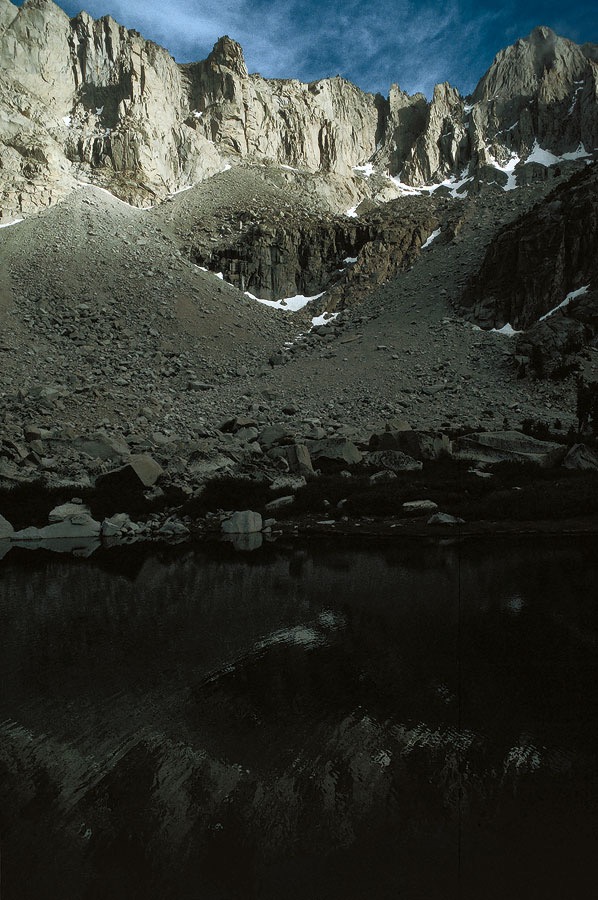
0,4,596,217
460,165,598,331
188,190,455,304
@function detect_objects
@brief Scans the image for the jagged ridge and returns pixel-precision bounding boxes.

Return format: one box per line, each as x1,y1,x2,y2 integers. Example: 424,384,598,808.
0,0,597,217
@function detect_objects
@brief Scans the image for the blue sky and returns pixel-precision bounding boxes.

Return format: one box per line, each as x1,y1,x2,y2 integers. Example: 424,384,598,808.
12,0,598,97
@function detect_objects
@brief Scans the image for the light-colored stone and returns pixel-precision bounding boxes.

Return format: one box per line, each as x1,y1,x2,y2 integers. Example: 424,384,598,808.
306,438,363,465
369,470,398,485
48,500,87,523
427,512,465,525
364,450,423,472
562,443,598,471
96,454,163,489
286,444,314,476
402,499,439,516
0,513,14,539
265,495,295,511
269,475,306,492
453,431,567,468
221,510,263,534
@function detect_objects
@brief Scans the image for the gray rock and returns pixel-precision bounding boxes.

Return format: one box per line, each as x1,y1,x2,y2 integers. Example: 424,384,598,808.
74,431,130,461
96,454,164,490
453,431,567,468
369,470,398,485
427,512,465,525
221,510,263,534
364,450,423,472
269,475,306,492
48,501,87,523
265,495,295,511
158,520,190,536
258,424,294,450
562,443,598,470
369,430,450,460
15,516,101,540
305,438,363,465
0,513,14,539
402,500,439,516
286,444,314,476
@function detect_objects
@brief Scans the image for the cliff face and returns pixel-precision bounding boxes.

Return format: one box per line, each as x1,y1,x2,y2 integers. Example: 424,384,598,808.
457,165,598,376
0,1,597,217
460,165,598,330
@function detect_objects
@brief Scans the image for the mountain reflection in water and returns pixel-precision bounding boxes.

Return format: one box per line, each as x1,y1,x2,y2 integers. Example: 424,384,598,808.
0,537,596,900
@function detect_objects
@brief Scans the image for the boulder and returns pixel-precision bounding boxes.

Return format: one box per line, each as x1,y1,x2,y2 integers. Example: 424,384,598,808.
269,475,307,492
427,512,465,525
265,495,295,512
221,510,263,534
73,431,130,461
305,438,363,465
0,514,14,539
363,450,423,472
158,520,190,536
15,515,101,540
286,444,314,476
101,513,134,536
402,500,439,516
369,470,398,485
39,517,101,539
369,430,450,460
258,424,294,449
48,501,88,523
453,431,567,468
562,443,598,471
96,454,164,491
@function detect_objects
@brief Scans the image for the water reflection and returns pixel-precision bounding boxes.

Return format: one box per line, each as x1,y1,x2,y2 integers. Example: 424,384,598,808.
0,537,596,899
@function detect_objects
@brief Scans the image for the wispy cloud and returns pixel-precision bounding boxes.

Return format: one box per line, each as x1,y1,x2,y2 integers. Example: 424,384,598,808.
14,0,596,98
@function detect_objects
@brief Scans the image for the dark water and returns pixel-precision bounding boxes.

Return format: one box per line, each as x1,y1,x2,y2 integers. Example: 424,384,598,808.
0,536,597,900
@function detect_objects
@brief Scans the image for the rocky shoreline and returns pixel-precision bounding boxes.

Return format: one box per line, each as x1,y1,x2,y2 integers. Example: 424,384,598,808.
2,420,597,560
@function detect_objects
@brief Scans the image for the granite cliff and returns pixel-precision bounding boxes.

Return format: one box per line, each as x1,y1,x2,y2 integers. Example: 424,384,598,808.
1,0,597,218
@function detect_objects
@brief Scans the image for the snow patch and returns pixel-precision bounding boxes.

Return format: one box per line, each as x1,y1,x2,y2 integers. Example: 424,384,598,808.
424,170,474,198
77,183,152,210
62,115,72,127
491,323,522,336
353,162,375,177
0,218,24,229
345,205,359,218
311,311,339,328
245,291,325,312
168,184,194,197
561,143,591,161
343,256,358,264
281,164,299,172
539,285,590,321
389,177,423,196
485,148,520,191
421,228,441,249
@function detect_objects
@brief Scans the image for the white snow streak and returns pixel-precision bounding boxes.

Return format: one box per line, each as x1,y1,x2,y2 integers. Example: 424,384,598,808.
245,290,325,312
0,218,24,229
539,285,590,321
421,228,441,249
490,323,522,336
353,163,375,177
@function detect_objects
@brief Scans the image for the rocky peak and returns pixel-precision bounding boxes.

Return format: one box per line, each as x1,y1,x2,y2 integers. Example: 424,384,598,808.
472,26,590,102
206,35,248,77
0,3,596,217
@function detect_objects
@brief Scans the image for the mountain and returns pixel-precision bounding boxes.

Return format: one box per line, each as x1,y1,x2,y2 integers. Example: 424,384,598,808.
0,0,596,217
0,1,597,497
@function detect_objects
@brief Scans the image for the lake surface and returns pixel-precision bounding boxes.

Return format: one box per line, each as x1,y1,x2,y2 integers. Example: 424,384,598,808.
1,536,597,899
